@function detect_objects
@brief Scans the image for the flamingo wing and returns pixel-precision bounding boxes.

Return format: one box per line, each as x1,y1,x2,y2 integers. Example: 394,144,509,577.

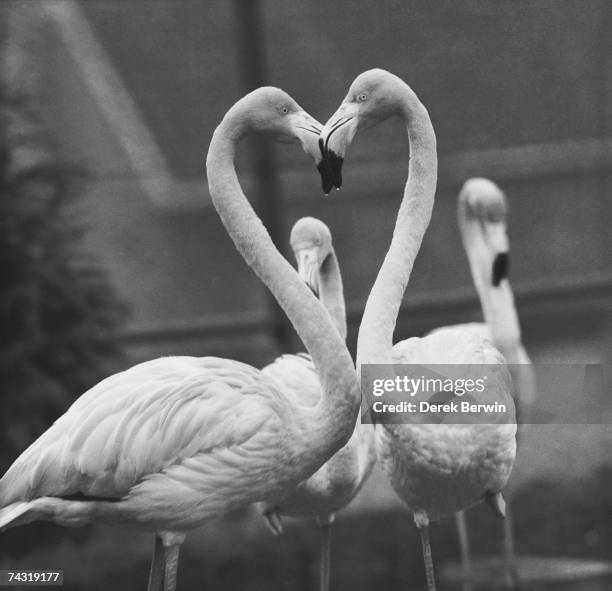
393,323,495,364
0,357,282,507
261,353,321,407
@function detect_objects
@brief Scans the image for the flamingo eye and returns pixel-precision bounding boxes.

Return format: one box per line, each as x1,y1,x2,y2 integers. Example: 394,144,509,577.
280,105,289,114
357,93,368,102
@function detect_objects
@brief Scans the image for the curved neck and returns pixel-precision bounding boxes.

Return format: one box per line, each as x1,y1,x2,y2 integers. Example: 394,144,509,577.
206,113,358,456
318,248,347,340
461,223,522,362
480,281,522,363
356,89,438,367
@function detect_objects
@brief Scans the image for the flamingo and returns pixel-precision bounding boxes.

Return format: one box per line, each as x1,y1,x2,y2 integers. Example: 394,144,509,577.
259,216,375,591
445,177,536,590
0,88,360,591
319,69,517,591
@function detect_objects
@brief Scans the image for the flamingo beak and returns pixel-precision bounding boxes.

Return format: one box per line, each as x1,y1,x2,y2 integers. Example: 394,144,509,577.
492,252,509,287
290,111,332,194
295,248,320,296
317,150,334,195
486,223,510,286
319,103,359,193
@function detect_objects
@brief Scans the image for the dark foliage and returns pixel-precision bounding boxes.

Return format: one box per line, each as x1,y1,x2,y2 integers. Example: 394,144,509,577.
0,92,127,475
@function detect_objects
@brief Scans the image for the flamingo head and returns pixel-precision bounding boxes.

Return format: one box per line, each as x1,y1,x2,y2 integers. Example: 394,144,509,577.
290,217,333,296
318,69,407,192
230,87,332,192
458,178,510,287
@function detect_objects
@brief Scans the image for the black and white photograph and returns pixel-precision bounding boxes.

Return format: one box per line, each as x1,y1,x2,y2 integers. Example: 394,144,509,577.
1,2,611,590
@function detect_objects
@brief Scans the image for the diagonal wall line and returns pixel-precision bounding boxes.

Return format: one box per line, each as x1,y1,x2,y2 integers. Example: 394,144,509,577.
42,0,175,208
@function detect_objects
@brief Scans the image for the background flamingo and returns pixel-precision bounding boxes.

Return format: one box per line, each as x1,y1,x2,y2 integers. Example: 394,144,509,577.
319,69,516,591
440,177,536,590
456,178,536,423
259,216,375,591
0,88,360,591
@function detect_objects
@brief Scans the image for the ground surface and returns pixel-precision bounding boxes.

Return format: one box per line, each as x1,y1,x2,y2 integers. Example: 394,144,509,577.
2,465,611,590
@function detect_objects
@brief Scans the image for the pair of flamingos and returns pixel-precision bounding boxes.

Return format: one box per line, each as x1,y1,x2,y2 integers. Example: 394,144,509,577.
0,70,532,591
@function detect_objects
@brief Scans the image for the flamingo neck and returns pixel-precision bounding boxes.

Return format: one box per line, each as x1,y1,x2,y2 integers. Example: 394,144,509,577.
356,89,438,367
318,248,347,340
206,113,359,463
461,225,522,362
460,218,536,417
320,246,375,450
479,281,523,363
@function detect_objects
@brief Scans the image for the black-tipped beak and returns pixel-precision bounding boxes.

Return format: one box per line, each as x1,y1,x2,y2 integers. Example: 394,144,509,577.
317,155,334,195
290,111,327,191
325,149,344,189
318,106,357,194
492,252,509,287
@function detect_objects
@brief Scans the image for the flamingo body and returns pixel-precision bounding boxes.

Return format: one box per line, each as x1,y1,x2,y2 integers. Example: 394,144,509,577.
319,69,517,590
258,217,374,525
381,327,516,522
0,356,325,531
262,354,373,519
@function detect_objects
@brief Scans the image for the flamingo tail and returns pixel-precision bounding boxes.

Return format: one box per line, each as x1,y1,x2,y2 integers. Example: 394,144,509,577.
0,502,33,530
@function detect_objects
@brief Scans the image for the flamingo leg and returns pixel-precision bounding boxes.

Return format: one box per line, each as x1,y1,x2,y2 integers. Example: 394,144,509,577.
419,525,436,591
317,514,334,591
264,509,284,536
147,535,164,591
454,511,473,591
486,491,506,518
502,504,520,590
158,532,185,591
162,543,181,591
414,511,436,591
